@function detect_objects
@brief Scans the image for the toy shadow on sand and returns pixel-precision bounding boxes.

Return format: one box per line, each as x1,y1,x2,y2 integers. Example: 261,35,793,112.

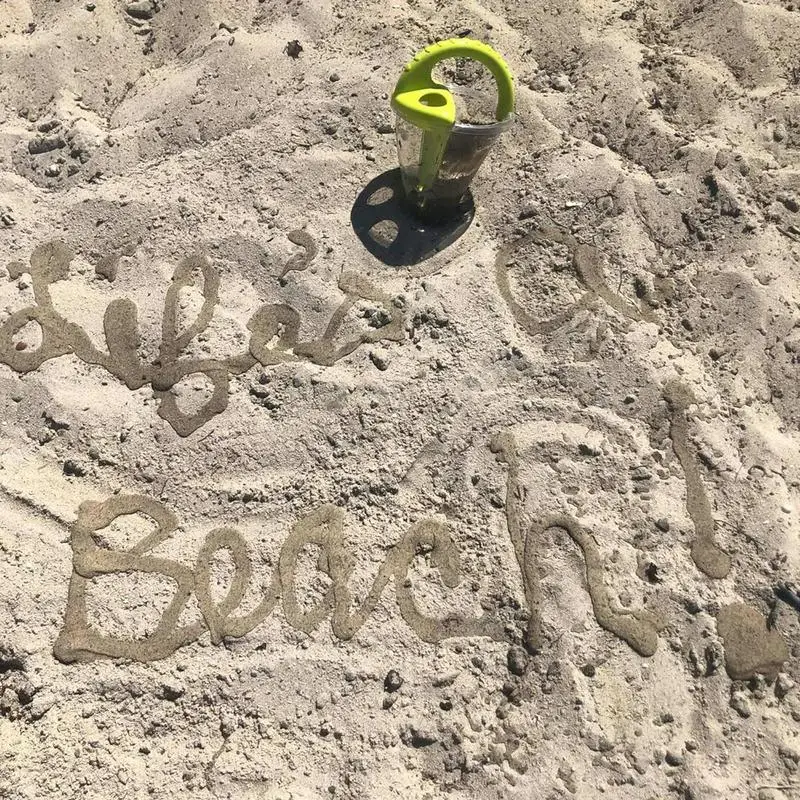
350,168,474,267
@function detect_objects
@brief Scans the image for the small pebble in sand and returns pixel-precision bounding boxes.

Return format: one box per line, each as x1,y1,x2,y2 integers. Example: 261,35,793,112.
159,679,185,701
384,670,403,692
285,40,303,58
125,0,155,19
644,562,661,583
28,135,66,155
29,692,57,720
776,673,795,699
586,731,614,752
729,690,752,718
63,460,86,477
37,119,61,133
551,74,572,92
403,724,437,747
369,348,390,371
591,132,608,148
507,645,528,676
665,749,684,766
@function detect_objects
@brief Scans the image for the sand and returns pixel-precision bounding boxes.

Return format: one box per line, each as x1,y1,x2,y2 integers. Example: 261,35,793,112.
1,0,800,798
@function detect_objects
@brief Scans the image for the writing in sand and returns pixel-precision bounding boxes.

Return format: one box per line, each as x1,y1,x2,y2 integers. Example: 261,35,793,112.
55,429,681,664
1,236,403,436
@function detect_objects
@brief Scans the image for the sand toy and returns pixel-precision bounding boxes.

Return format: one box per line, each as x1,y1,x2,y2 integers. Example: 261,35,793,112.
391,38,514,221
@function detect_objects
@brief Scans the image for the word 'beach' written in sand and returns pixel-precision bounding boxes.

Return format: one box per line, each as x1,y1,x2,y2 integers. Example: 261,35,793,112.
54,493,504,663
54,410,723,664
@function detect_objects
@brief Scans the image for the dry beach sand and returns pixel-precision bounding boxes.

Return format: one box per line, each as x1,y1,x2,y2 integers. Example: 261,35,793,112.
2,0,800,797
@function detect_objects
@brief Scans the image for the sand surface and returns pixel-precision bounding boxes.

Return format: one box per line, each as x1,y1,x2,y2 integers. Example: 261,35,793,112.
1,0,800,798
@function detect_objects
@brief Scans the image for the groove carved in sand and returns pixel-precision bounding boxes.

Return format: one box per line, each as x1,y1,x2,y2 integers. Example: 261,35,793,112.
0,235,403,436
54,494,503,663
279,229,318,283
490,431,661,657
494,223,657,335
664,381,732,579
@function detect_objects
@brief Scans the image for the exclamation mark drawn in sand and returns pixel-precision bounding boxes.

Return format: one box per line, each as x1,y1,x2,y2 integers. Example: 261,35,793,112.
664,381,732,579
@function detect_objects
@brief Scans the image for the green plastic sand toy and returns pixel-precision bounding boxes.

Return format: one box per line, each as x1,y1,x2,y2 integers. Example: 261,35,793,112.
391,38,514,217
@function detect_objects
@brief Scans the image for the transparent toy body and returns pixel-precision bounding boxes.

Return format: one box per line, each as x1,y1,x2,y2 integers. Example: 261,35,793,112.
396,111,512,223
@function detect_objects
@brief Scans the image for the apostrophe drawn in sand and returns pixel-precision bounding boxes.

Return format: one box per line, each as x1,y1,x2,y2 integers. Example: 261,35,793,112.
0,234,404,437
279,229,318,284
54,494,504,663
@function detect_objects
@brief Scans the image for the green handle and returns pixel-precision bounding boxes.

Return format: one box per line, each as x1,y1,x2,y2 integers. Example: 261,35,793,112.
391,38,514,191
